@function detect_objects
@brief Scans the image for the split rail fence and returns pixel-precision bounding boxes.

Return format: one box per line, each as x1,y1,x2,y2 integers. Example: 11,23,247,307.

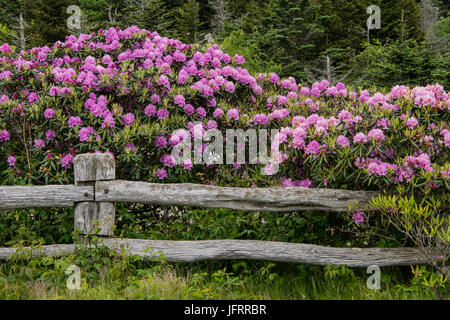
0,153,436,267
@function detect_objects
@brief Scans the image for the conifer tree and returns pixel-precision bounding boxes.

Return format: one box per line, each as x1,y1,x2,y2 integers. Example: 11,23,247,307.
123,0,174,35
176,0,202,43
251,0,327,81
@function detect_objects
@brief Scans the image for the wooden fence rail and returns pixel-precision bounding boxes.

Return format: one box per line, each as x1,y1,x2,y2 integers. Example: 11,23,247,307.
0,153,442,266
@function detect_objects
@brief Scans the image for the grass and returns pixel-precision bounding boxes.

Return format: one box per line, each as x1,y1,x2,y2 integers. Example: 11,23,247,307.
0,246,447,300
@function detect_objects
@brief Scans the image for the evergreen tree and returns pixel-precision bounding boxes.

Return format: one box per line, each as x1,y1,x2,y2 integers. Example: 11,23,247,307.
176,0,202,43
122,0,174,35
26,0,72,47
351,39,450,89
250,0,327,81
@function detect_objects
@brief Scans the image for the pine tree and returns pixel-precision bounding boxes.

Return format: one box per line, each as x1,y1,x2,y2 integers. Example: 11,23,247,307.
26,0,73,47
176,0,202,43
122,0,174,35
250,0,327,81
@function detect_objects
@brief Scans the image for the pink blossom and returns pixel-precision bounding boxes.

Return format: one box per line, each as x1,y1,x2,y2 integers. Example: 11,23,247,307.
156,168,168,180
173,94,186,107
0,129,10,142
144,104,156,117
61,153,74,169
34,139,45,148
7,156,16,167
68,116,83,128
254,114,269,125
44,108,56,119
405,117,418,129
122,113,135,126
213,108,224,117
336,135,350,148
353,132,367,144
196,107,207,118
45,130,56,141
352,212,365,224
78,127,94,142
150,94,161,104
368,129,385,142
160,154,176,167
305,140,321,156
154,136,168,149
184,104,194,115
157,109,169,119
227,108,239,121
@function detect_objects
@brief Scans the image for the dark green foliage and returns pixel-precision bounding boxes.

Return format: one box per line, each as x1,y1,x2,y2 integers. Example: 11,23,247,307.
26,0,73,47
351,39,450,88
249,0,328,81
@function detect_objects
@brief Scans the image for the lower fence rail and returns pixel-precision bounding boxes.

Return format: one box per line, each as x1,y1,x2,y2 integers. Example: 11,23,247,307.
0,238,433,267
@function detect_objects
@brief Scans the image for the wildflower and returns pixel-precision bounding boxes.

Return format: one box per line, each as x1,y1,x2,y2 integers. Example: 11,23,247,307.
154,136,168,149
68,116,83,128
157,109,169,119
227,108,239,121
405,117,418,129
196,107,207,118
78,127,94,142
144,104,156,117
305,140,321,156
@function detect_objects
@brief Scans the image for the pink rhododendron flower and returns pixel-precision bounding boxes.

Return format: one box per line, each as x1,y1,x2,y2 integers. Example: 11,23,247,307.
352,212,365,224
68,116,83,128
7,156,16,167
336,135,350,148
156,168,168,180
61,153,74,169
154,136,168,149
45,130,56,141
0,129,10,142
34,139,45,148
353,132,367,144
368,129,385,142
78,127,94,142
122,113,135,126
44,108,55,119
227,108,239,121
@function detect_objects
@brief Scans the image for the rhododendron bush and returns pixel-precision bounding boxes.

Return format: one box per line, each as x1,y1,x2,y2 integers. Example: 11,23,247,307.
0,26,448,200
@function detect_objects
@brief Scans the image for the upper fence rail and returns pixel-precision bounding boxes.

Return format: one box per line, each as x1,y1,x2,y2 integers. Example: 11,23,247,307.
0,181,377,212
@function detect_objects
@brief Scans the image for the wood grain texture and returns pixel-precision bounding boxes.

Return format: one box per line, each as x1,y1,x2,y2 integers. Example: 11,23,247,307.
96,181,378,212
0,239,435,266
99,239,432,266
74,153,116,236
74,202,115,236
0,185,93,210
74,153,115,183
0,244,75,260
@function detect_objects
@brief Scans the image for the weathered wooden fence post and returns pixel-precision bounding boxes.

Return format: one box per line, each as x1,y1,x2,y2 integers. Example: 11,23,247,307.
74,153,115,237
